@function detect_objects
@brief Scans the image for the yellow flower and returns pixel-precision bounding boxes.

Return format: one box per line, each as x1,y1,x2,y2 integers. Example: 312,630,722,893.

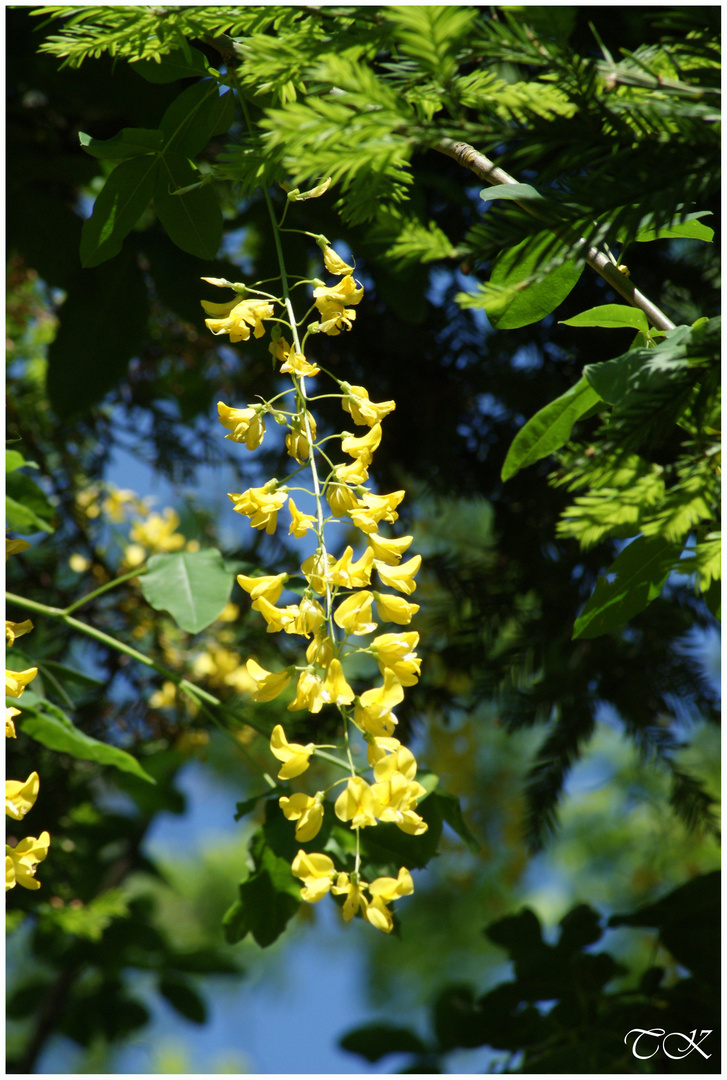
366,867,414,933
279,793,324,842
313,296,357,335
6,538,30,560
350,491,405,534
130,510,186,553
270,723,315,779
201,294,274,342
370,743,418,783
341,423,382,465
372,772,428,835
245,659,291,702
326,482,361,518
306,631,334,668
101,487,141,522
341,384,396,427
287,668,326,714
301,550,336,594
148,680,178,709
291,849,336,902
353,670,404,736
367,533,413,565
288,498,318,539
256,596,300,634
334,591,377,636
375,554,422,595
286,414,317,464
334,776,378,829
69,553,91,573
6,772,40,821
374,592,419,625
236,572,288,611
6,831,50,891
6,619,33,647
217,401,266,450
372,631,421,686
314,275,364,308
229,485,288,534
329,546,374,589
6,708,20,738
331,872,369,922
294,596,327,637
5,667,38,699
321,658,355,706
335,458,369,486
322,245,355,276
270,336,321,378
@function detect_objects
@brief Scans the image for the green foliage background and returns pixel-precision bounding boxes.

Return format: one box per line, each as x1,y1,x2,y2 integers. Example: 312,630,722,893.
6,5,720,1073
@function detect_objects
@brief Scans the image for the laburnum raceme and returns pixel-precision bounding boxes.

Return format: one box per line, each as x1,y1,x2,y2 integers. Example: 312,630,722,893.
202,228,426,934
6,537,50,893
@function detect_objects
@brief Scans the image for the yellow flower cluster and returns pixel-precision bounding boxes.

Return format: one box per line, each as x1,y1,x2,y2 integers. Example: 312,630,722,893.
202,238,425,934
6,538,50,892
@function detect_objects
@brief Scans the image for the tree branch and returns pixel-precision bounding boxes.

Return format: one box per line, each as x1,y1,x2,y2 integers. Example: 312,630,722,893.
436,137,676,332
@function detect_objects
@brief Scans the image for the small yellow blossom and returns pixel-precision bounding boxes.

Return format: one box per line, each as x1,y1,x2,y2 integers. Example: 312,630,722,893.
341,423,382,465
372,631,421,686
291,849,337,902
245,659,291,702
201,294,275,342
217,402,266,450
288,498,318,539
335,458,369,486
6,667,38,699
6,619,33,647
287,668,327,713
148,681,178,709
322,245,355,276
256,596,300,634
237,572,288,611
270,723,315,779
321,658,355,706
327,482,362,518
69,553,91,573
102,488,140,522
278,341,320,379
314,275,364,309
279,793,324,842
6,831,50,891
374,592,419,625
286,414,317,463
367,533,413,565
334,775,378,828
294,596,327,637
353,670,404,736
372,772,428,834
332,872,369,922
329,546,374,589
305,631,335,668
375,553,422,595
314,296,357,335
6,538,30,560
341,384,396,427
130,510,186,553
229,485,288,534
334,591,377,636
366,868,414,933
6,708,20,738
350,491,405,534
6,772,40,821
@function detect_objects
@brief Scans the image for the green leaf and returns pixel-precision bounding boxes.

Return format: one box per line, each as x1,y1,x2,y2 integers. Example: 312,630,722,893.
6,471,55,534
80,156,158,268
502,376,601,481
437,790,480,854
16,692,156,783
486,233,583,329
572,535,682,640
634,212,714,243
130,46,209,83
79,128,163,160
154,154,222,259
140,549,232,633
47,246,149,419
583,325,697,408
358,791,443,871
560,303,650,335
6,450,37,473
480,182,546,204
340,1023,429,1063
159,82,236,158
158,976,207,1024
223,829,301,947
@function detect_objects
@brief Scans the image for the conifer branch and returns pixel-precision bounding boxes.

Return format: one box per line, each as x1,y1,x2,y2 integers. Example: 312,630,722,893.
436,137,676,332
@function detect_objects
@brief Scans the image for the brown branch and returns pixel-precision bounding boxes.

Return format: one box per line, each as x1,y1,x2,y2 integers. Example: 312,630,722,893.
436,137,676,332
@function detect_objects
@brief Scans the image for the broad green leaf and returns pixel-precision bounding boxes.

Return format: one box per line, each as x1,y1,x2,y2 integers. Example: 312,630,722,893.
47,246,148,419
560,303,649,335
6,450,37,473
339,1024,429,1063
223,828,300,947
6,472,55,533
480,182,546,204
502,376,601,481
79,128,163,160
130,46,209,83
140,549,232,633
17,691,156,783
487,233,583,329
572,535,682,639
154,154,222,259
80,156,158,267
358,792,443,870
634,215,714,244
159,82,236,158
583,324,698,408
